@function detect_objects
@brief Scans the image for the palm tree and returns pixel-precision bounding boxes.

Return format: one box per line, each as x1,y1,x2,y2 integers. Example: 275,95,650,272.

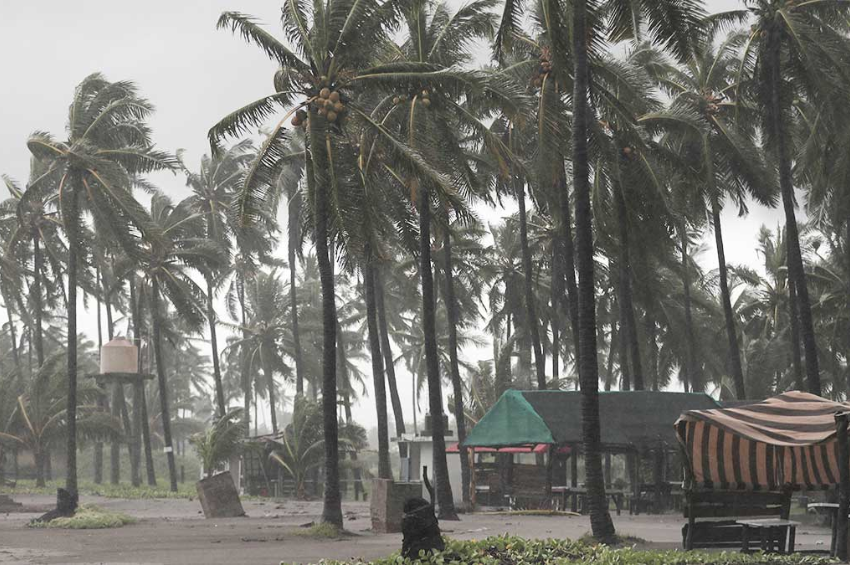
26,74,173,506
640,30,777,399
184,141,255,418
213,2,471,525
127,193,223,491
732,0,850,395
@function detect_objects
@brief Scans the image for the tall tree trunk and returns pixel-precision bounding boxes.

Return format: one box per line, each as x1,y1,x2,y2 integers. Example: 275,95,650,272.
613,178,643,390
289,204,305,397
151,278,178,492
206,273,226,418
557,165,581,364
616,269,631,391
365,259,391,479
442,229,470,504
645,307,659,391
2,286,20,374
572,1,615,539
711,196,746,399
309,127,342,528
343,394,364,500
94,264,104,484
238,273,252,438
418,180,457,520
64,177,80,506
376,268,405,436
34,449,45,488
681,225,698,393
788,278,805,391
515,175,546,389
261,342,279,434
139,382,156,486
32,235,45,366
132,282,157,486
767,46,820,395
551,242,563,381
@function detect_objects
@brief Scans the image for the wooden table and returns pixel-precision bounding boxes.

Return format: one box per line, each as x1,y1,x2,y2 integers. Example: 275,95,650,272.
738,518,800,554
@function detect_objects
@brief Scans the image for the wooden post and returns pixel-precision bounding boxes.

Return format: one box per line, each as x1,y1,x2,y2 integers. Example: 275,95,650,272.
836,412,849,561
468,448,476,509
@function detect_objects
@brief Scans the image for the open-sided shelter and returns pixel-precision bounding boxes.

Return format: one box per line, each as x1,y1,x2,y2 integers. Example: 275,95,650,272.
675,391,850,491
465,390,720,451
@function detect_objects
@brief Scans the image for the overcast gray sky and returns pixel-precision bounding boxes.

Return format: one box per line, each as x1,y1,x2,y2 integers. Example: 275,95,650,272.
0,0,787,432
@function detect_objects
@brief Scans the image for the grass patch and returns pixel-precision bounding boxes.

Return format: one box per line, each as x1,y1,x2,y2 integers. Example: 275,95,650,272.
28,505,135,530
7,480,196,500
290,535,835,564
291,522,351,539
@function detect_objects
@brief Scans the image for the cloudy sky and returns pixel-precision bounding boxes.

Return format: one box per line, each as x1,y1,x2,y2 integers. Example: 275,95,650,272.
0,0,787,432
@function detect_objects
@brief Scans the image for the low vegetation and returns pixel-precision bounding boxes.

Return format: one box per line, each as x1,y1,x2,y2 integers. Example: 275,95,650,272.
292,536,834,565
7,479,195,500
28,504,135,529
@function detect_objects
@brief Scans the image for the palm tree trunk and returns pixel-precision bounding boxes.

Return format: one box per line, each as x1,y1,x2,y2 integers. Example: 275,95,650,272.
64,176,80,506
261,343,278,434
516,175,546,389
365,260,391,479
442,229,470,503
788,278,805,391
151,278,178,492
551,242,563,380
34,449,45,488
309,126,342,528
645,308,659,391
613,178,643,390
3,288,21,374
711,197,746,399
572,1,615,539
681,225,698,393
206,273,226,418
376,268,405,436
32,235,45,366
94,265,104,484
238,273,252,438
289,205,305,397
132,282,157,486
557,165,581,364
343,394,364,500
418,180,457,520
767,47,820,395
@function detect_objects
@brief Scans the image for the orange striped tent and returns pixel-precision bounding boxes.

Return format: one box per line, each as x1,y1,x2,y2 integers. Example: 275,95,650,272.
675,391,850,491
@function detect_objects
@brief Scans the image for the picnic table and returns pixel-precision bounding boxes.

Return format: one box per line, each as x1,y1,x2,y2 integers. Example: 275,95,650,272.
551,486,625,515
738,518,800,554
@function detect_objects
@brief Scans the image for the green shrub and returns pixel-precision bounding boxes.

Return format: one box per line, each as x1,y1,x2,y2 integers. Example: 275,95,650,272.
28,505,135,529
8,479,195,499
282,536,835,565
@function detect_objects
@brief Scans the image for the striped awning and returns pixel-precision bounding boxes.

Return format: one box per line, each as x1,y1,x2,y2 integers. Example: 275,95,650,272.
676,391,850,490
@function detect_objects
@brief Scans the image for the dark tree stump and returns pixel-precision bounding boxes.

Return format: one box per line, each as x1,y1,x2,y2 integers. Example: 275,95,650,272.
35,488,78,523
401,497,444,559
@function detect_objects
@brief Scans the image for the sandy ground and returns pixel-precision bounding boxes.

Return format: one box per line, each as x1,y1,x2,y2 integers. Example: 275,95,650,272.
0,495,835,565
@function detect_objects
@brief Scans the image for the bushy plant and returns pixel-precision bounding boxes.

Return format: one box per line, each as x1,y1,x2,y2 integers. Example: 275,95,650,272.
283,536,835,565
190,408,244,478
28,505,135,529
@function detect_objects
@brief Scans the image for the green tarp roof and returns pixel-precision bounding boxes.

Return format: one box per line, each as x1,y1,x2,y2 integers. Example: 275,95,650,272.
463,390,720,449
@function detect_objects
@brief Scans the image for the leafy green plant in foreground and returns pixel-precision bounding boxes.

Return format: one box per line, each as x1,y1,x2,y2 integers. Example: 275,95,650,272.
286,536,835,565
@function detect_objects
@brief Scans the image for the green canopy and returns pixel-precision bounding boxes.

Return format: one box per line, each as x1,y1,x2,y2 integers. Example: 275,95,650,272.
463,390,720,450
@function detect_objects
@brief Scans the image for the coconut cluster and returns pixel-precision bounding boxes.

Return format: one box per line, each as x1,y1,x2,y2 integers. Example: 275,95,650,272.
621,145,637,160
393,89,432,107
314,87,345,122
530,48,553,88
703,94,722,116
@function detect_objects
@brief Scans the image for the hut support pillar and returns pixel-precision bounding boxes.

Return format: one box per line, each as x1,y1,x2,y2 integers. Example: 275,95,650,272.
836,412,849,561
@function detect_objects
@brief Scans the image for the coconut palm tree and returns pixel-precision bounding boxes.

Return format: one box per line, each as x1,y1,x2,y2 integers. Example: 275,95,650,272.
640,31,777,400
25,74,173,506
124,193,223,492
731,0,850,395
183,141,255,418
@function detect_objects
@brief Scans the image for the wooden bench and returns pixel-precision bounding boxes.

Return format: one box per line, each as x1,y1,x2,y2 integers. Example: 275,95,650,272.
682,490,792,551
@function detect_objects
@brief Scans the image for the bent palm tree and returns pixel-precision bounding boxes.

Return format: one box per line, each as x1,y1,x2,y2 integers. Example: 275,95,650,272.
26,74,173,506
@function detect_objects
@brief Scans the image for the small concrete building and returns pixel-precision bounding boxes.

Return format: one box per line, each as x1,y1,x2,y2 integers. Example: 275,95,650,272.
396,417,464,507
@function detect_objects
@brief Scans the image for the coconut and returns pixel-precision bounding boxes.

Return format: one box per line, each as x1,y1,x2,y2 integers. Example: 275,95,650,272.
320,87,331,99
393,96,400,105
422,89,429,97
329,91,341,103
623,146,632,155
319,106,328,116
533,78,542,87
422,98,431,107
327,110,338,122
291,116,301,126
334,102,344,113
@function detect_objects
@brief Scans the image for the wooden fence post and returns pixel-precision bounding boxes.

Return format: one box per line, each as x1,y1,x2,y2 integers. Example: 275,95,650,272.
835,412,849,561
